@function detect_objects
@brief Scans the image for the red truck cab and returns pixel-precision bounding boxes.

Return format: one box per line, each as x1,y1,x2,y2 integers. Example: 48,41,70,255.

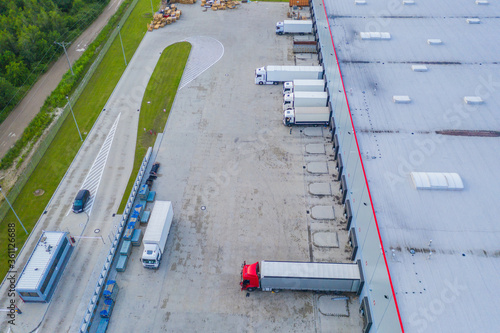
240,261,260,291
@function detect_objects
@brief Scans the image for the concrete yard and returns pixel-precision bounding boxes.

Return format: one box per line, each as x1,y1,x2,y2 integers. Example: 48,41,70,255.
1,2,362,332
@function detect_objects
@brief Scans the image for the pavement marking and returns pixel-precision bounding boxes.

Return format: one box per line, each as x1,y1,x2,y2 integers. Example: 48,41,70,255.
178,36,224,90
66,114,121,217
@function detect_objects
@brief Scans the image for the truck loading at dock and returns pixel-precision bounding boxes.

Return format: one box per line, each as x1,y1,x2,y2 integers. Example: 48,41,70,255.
275,20,313,35
142,201,174,269
283,79,325,95
283,107,330,126
255,66,324,85
283,91,328,110
240,261,364,293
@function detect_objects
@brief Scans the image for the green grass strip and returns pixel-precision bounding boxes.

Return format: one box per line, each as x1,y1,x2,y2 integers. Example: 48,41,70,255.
117,42,192,213
0,0,154,280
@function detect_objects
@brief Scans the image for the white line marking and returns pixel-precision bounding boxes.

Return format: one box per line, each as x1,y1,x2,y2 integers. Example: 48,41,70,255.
66,114,121,217
178,36,225,90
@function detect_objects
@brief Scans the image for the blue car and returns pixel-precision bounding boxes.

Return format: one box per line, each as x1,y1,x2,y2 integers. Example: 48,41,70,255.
73,189,90,213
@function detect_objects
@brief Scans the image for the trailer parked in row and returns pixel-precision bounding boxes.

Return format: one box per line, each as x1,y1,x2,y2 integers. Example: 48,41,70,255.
276,20,313,35
255,66,323,85
283,107,330,126
283,91,328,110
283,79,325,95
240,260,363,293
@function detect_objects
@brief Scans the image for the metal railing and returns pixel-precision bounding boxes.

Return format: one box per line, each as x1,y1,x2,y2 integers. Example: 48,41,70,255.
79,147,152,332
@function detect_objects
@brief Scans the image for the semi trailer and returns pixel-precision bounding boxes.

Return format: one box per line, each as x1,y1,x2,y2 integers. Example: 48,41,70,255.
240,260,363,293
276,20,313,35
283,91,328,110
283,107,330,126
255,66,323,85
283,79,325,95
141,201,174,269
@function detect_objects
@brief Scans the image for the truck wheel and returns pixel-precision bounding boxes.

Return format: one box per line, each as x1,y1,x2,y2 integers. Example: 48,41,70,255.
247,288,256,292
258,82,264,85
273,82,279,85
272,289,281,293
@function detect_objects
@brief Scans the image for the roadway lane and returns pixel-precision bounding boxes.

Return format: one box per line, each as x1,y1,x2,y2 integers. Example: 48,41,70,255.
0,0,125,159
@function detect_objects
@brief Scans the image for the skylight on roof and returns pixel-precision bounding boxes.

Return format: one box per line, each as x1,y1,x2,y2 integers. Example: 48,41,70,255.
411,172,464,190
464,96,484,104
360,32,391,40
466,18,481,24
427,39,443,45
393,96,411,103
411,65,428,72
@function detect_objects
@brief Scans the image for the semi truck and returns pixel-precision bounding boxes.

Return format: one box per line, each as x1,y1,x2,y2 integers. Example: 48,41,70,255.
283,79,325,94
240,260,363,293
283,91,328,110
141,201,174,269
283,107,330,126
255,66,323,85
276,20,313,35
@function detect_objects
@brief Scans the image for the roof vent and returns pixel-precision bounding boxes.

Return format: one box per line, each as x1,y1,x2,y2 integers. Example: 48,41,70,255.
393,96,411,103
411,172,464,190
464,96,483,104
360,32,391,40
355,0,367,4
466,18,481,24
411,65,428,72
475,0,489,4
427,39,443,45
403,0,415,4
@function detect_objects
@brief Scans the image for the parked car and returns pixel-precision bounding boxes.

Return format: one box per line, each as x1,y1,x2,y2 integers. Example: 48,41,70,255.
73,189,90,213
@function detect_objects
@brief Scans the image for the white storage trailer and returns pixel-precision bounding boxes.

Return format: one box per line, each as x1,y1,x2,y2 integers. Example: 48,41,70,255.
276,20,313,35
283,91,328,110
255,66,323,85
283,107,330,126
142,201,174,269
283,79,325,94
241,260,363,293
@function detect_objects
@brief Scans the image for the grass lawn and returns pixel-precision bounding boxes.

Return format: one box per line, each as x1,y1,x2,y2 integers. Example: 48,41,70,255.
117,42,191,213
0,0,154,280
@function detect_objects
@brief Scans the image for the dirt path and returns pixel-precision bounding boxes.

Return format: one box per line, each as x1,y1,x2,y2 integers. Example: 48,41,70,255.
0,0,125,159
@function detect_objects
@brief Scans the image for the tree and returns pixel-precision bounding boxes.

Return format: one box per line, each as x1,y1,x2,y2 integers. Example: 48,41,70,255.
0,50,16,74
0,76,16,109
17,25,42,64
5,60,29,86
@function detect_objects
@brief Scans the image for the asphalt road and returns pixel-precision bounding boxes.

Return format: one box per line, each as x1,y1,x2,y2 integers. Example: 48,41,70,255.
0,0,125,159
0,3,363,332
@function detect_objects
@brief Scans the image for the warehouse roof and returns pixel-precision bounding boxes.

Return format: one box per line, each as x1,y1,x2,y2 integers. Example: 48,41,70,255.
323,0,500,331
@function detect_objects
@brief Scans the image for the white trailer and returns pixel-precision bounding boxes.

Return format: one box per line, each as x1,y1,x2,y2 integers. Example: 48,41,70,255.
276,20,313,35
241,261,363,293
283,79,325,94
255,66,323,85
283,107,330,126
142,201,174,269
283,91,328,110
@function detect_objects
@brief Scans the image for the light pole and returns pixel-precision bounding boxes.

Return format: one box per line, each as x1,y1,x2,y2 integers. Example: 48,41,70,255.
66,96,83,142
54,41,74,75
117,25,127,66
0,186,28,235
150,0,154,17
